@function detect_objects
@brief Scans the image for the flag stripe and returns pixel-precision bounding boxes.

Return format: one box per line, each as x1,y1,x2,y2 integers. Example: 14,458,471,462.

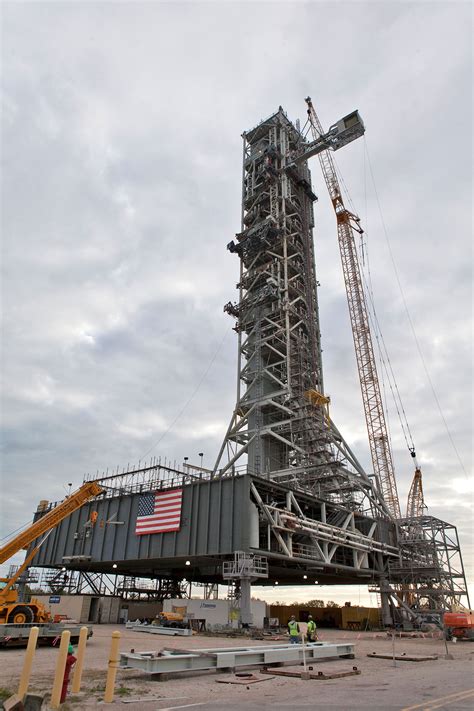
137,515,181,525
153,502,181,511
152,503,182,513
155,490,182,499
156,491,182,499
135,520,181,529
135,523,181,532
136,525,180,535
137,514,181,521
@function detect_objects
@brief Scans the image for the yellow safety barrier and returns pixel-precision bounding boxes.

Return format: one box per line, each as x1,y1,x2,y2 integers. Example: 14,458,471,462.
71,626,88,693
18,626,39,698
50,630,71,709
104,630,121,703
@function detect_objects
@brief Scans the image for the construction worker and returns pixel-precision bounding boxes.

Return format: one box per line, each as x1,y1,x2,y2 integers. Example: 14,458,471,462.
307,615,318,642
288,615,300,644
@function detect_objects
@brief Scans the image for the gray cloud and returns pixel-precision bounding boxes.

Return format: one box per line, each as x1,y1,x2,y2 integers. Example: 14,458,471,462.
1,2,472,599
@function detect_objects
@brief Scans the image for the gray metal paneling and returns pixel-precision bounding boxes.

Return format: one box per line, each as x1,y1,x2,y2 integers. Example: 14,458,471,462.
33,475,250,568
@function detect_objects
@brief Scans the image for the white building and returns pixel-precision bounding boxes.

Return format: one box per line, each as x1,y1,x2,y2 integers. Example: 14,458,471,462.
163,597,266,629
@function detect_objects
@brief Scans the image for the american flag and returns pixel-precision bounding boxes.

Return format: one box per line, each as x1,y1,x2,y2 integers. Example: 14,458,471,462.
135,489,183,536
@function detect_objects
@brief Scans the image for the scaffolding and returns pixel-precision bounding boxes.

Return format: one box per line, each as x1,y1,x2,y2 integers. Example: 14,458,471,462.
214,108,387,520
29,568,191,601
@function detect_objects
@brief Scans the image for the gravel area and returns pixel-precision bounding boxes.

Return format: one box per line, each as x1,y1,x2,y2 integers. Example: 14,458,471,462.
1,626,473,710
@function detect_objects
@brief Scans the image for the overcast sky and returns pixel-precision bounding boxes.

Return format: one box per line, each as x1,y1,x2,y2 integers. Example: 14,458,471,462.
1,1,472,605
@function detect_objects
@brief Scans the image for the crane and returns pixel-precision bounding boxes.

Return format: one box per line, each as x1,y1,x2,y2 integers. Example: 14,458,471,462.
0,480,102,624
304,97,401,519
0,480,102,565
406,465,425,518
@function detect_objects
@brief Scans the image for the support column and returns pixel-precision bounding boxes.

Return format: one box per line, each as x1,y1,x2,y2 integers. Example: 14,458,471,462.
222,551,268,628
239,578,253,626
380,580,393,626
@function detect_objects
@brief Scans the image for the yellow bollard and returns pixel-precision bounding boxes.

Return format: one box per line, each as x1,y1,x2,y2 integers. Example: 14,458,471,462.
18,626,39,698
103,631,121,703
71,626,88,693
50,629,71,709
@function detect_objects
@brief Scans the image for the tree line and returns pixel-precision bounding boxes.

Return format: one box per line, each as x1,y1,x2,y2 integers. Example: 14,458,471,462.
271,600,341,608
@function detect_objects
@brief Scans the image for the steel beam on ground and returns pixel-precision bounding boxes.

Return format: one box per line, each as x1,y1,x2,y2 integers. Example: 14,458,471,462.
125,623,192,636
120,642,355,675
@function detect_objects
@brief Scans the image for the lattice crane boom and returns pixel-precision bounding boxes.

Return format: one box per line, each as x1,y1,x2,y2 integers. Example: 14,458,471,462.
305,97,401,519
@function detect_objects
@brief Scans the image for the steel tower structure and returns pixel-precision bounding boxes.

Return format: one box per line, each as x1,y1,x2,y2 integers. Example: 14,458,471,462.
25,102,469,629
215,107,387,518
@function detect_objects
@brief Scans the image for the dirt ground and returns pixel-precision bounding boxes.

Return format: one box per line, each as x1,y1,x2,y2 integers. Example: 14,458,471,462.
0,626,473,710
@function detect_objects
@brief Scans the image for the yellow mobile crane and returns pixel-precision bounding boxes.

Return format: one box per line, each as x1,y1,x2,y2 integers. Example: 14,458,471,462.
0,481,102,624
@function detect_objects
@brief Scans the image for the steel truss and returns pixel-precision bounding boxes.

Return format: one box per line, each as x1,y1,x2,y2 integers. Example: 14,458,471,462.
117,577,190,601
214,107,389,521
249,476,398,583
31,568,190,601
387,516,471,621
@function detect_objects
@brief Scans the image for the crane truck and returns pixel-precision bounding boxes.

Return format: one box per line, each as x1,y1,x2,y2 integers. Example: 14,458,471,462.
0,481,102,626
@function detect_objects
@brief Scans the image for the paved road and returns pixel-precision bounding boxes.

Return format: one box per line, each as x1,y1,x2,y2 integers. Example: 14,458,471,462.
154,687,474,711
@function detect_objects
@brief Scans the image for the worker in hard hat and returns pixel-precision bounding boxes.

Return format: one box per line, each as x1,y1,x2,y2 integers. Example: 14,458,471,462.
288,615,300,644
307,614,318,642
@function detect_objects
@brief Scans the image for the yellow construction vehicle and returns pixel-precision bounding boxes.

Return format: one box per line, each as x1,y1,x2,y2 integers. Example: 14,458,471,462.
0,481,102,624
154,611,189,629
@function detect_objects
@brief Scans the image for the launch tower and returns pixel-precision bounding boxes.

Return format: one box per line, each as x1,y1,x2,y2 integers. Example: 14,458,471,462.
215,107,386,519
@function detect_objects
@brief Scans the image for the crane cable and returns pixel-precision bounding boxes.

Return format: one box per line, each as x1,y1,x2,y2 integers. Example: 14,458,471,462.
364,268,417,459
0,519,34,543
138,327,231,462
363,137,468,478
299,110,457,475
302,110,412,465
361,145,417,460
329,133,418,463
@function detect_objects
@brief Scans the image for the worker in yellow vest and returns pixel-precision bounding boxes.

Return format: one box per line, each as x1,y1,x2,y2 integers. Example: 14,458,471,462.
288,615,300,644
307,615,318,642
